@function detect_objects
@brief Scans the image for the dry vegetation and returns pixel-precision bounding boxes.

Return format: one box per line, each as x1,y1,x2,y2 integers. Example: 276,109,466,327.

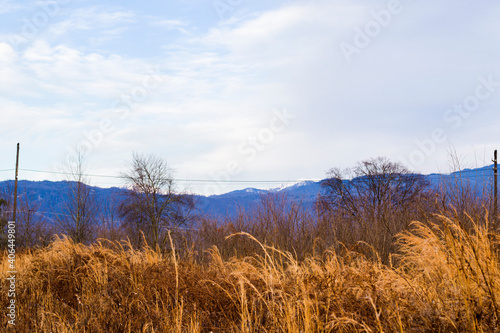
2,156,499,331
2,212,500,332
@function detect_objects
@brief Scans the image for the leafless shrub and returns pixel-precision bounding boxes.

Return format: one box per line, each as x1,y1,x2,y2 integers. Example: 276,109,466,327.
57,150,97,244
317,157,433,260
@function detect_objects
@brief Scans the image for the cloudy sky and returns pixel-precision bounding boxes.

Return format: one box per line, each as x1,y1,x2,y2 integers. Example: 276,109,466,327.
1,0,499,195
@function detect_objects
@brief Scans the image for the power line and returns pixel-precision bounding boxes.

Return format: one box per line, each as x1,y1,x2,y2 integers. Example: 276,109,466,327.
12,168,309,184
1,165,496,222
19,168,122,179
3,210,71,218
0,166,496,184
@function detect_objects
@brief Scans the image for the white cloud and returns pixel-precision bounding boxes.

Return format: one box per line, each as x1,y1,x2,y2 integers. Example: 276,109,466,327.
184,1,500,178
0,0,18,14
0,42,17,62
152,18,191,35
48,6,136,36
1,1,500,193
7,41,150,100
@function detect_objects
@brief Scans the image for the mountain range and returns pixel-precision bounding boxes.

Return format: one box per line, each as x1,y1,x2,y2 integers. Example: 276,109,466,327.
0,164,496,224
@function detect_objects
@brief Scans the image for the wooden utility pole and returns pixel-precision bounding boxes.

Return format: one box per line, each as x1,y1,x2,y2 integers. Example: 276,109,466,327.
494,149,498,228
12,143,19,222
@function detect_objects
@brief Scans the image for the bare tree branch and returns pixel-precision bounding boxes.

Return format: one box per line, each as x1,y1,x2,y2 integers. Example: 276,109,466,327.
119,153,194,249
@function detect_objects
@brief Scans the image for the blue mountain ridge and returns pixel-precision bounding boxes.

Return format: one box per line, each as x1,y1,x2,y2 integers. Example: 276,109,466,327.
0,165,496,223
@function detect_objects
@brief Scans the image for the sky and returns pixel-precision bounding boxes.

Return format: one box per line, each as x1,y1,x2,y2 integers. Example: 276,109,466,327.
1,0,500,195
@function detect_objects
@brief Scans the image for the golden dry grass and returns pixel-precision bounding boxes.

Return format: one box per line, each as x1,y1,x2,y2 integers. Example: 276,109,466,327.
2,215,500,332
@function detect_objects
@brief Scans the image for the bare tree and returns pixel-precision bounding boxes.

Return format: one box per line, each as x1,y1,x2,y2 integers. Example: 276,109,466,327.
317,157,431,258
57,150,97,244
0,193,10,249
0,184,54,248
119,153,194,249
97,190,125,242
435,149,492,227
16,190,54,248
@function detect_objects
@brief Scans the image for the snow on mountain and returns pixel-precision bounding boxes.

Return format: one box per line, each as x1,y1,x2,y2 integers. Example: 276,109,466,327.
0,165,497,221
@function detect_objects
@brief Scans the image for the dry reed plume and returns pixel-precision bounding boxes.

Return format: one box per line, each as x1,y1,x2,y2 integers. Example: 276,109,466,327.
1,215,500,332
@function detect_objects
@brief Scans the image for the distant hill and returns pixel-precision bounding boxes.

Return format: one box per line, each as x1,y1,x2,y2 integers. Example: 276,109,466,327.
0,180,125,224
0,165,496,223
194,180,322,218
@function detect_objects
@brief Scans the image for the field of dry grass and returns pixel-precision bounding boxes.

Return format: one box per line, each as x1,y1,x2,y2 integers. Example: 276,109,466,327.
2,213,500,332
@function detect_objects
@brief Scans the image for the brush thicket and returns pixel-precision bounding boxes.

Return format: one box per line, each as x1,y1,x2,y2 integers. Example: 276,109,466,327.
2,213,500,332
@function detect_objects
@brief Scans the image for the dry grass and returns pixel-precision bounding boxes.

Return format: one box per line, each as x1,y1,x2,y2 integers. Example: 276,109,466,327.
2,214,500,332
